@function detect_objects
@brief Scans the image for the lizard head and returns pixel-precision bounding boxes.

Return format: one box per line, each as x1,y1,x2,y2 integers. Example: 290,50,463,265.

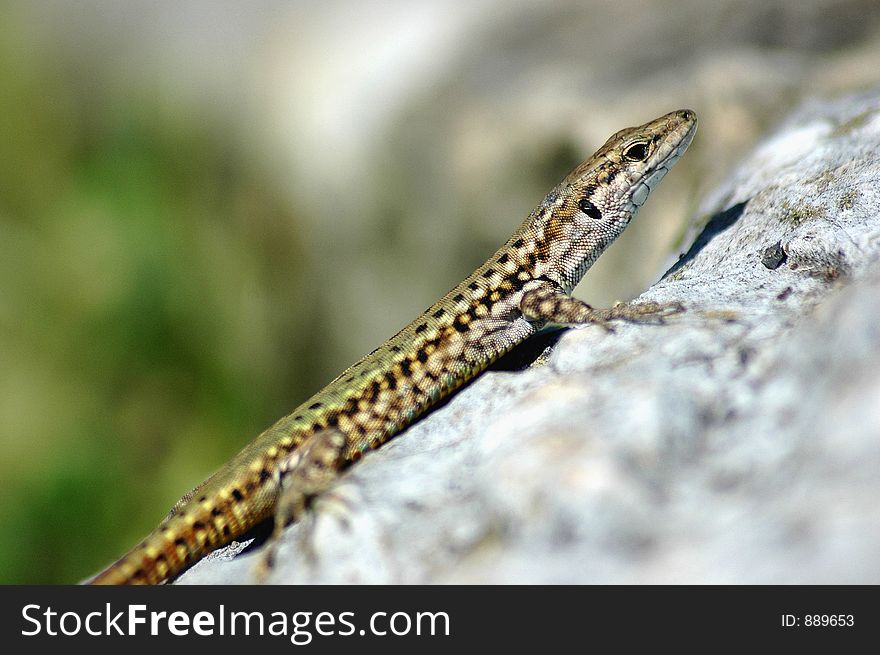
563,108,697,226
525,109,697,292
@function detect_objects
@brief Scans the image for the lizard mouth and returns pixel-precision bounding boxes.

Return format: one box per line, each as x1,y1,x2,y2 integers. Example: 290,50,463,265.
630,114,697,208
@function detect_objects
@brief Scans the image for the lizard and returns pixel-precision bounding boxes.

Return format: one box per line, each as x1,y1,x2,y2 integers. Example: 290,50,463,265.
86,108,697,584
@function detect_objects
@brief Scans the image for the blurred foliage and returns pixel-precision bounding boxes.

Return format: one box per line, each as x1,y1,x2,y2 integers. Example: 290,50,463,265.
0,23,322,583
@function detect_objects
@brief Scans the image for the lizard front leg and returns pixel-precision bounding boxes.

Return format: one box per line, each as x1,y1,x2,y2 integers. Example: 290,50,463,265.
520,283,684,330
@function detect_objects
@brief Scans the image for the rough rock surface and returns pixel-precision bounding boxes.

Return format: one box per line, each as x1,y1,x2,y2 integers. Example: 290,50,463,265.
178,90,880,584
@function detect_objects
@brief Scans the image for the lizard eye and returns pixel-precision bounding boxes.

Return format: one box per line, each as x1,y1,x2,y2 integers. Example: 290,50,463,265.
623,141,649,162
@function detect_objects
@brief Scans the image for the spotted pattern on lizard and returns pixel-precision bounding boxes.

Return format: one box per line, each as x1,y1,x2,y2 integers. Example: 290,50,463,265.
87,109,697,584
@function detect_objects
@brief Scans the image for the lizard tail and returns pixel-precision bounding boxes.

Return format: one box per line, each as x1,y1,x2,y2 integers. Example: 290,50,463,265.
84,514,211,585
84,487,271,584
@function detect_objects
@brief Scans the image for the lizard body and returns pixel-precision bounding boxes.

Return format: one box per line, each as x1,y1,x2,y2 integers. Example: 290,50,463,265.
88,109,696,584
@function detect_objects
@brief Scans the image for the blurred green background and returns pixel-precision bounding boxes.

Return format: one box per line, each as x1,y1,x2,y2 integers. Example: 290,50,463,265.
2,0,879,583
0,10,319,583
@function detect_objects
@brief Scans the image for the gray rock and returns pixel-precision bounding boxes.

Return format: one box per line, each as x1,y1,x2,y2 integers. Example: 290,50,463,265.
178,89,880,584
